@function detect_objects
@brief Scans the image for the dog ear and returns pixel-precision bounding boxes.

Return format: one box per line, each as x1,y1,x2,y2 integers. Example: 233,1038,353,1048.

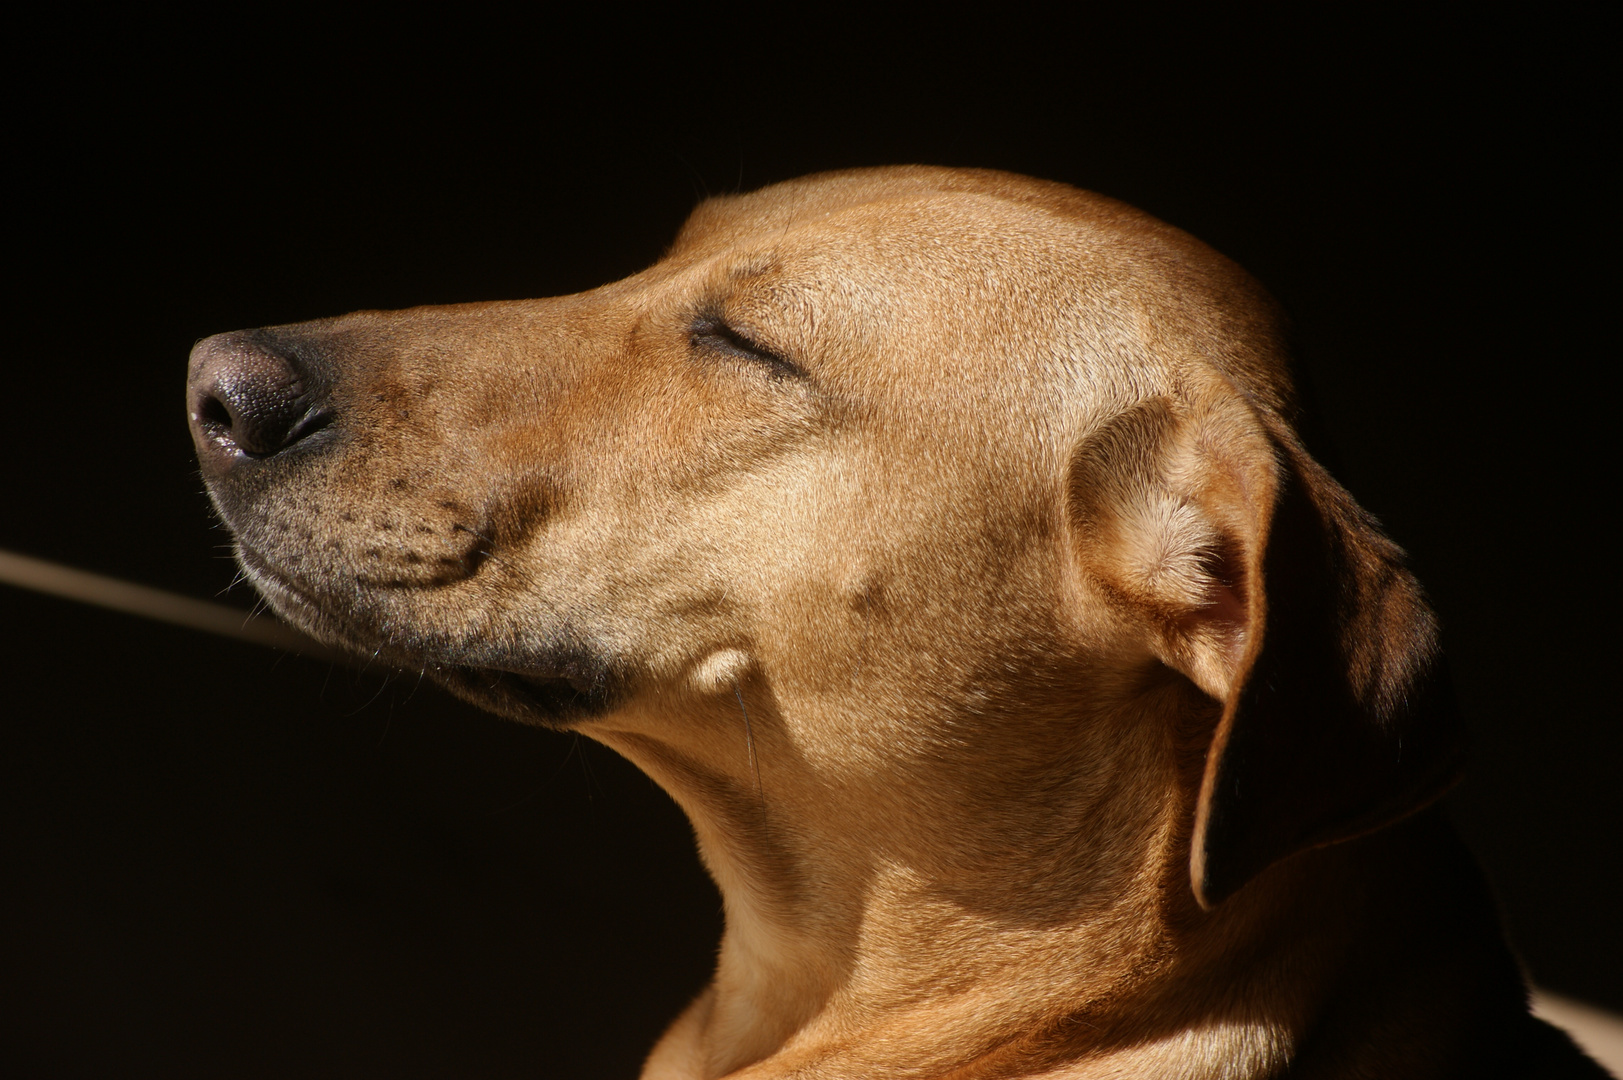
1067,394,1464,910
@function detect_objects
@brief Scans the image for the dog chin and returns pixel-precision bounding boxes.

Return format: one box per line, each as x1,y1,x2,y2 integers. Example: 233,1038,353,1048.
427,665,620,728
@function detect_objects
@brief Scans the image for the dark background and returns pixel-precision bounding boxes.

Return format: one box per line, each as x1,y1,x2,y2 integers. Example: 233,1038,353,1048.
4,12,1613,1078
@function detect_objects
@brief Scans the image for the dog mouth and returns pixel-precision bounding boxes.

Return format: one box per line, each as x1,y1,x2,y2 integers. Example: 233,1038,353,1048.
233,544,621,728
429,664,619,727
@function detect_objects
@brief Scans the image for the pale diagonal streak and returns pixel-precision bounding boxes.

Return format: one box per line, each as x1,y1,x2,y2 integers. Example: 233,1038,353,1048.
0,547,340,662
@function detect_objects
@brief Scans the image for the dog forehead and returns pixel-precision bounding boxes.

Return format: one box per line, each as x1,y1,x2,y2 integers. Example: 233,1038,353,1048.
661,173,1124,361
661,167,1298,419
670,167,1103,271
691,198,1073,357
670,165,1118,248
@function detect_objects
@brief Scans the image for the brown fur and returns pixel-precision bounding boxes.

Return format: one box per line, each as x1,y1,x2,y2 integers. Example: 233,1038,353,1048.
187,167,1604,1078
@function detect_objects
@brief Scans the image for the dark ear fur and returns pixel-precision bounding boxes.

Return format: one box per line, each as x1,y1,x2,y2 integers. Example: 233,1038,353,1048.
1189,431,1465,907
1068,397,1465,909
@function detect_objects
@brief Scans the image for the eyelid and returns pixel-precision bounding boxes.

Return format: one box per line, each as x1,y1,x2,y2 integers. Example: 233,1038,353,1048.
689,314,805,379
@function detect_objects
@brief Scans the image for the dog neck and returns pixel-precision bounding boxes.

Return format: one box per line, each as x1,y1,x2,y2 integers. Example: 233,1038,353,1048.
591,676,1337,1079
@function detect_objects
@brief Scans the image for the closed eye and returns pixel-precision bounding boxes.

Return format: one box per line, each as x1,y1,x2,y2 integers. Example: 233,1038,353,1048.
689,314,805,380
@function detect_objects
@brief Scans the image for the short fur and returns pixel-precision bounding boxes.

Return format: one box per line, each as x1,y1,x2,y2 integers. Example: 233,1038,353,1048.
187,167,1605,1078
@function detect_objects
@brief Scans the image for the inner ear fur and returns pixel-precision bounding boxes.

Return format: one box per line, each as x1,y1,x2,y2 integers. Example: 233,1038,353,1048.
1067,393,1465,910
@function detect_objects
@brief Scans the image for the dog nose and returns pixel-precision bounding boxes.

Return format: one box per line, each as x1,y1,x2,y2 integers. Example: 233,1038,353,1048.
188,332,330,466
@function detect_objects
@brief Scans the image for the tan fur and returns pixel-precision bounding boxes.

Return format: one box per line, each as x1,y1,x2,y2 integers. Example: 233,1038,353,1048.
188,167,1580,1078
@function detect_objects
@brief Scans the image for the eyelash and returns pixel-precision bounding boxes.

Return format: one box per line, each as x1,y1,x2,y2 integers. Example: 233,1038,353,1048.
689,315,805,379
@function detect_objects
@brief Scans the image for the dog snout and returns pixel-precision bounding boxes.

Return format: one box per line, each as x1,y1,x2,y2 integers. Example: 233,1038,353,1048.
187,331,331,468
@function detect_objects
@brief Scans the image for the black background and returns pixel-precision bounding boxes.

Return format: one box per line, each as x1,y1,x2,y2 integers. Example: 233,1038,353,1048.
4,12,1614,1078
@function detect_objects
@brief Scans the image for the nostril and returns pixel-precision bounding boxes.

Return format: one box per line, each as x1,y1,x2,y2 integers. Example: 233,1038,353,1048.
196,389,234,434
188,332,332,462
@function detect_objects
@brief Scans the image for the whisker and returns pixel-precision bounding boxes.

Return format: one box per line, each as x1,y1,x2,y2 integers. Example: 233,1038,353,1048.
401,664,429,705
348,666,397,717
734,682,764,808
577,733,602,800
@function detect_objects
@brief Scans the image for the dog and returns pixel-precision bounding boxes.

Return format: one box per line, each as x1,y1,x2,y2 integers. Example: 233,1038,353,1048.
187,167,1606,1078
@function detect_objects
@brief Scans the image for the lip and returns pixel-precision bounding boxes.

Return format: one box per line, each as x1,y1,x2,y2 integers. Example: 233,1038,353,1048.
229,545,425,669
233,545,619,727
233,545,349,639
430,665,616,727
230,546,310,615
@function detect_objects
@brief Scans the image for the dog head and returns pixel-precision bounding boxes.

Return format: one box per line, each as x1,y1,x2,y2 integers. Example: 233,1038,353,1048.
189,166,1461,913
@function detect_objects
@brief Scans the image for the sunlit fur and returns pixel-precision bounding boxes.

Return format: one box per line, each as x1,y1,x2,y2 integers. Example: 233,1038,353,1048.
195,168,1590,1078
